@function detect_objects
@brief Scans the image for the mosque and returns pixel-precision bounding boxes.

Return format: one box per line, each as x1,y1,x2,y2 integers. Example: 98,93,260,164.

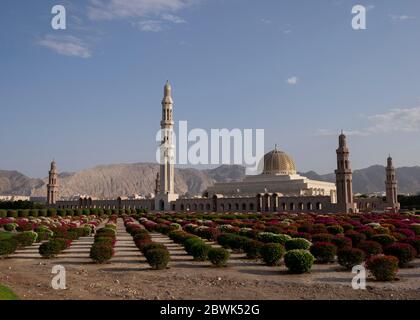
49,82,400,214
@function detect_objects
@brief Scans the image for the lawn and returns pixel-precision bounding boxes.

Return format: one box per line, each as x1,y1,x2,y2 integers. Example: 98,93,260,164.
0,284,19,300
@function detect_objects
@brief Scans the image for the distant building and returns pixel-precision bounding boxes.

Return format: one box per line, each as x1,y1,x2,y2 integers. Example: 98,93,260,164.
52,82,400,214
0,195,31,202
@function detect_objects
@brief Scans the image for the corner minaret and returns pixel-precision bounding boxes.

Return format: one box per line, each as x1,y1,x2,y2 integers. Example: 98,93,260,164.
385,155,400,211
155,81,178,211
47,160,59,205
335,132,356,213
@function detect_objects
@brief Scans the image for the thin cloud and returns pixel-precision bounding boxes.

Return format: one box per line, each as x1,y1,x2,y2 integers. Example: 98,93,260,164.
317,106,420,136
37,35,91,58
286,76,299,85
389,14,416,21
162,13,186,23
87,0,198,20
138,20,164,32
260,18,272,24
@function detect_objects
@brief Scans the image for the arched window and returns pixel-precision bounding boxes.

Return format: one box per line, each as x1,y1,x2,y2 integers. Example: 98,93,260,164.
307,202,312,210
242,203,247,211
235,203,239,210
282,203,287,211
316,202,322,210
299,202,304,210
249,203,254,211
289,203,295,211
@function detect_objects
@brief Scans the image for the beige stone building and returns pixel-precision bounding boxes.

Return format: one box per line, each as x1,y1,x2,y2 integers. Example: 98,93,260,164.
52,82,400,214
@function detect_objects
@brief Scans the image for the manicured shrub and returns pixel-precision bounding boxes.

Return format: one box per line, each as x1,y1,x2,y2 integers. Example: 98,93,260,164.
140,242,166,255
3,224,17,232
37,230,53,242
14,231,38,247
0,239,18,257
285,238,311,251
310,242,337,263
257,232,291,245
383,243,417,267
260,243,285,266
190,242,211,261
284,249,314,274
311,233,334,243
371,234,396,247
326,225,344,235
90,244,114,264
145,248,170,270
331,236,352,250
184,238,205,255
337,248,365,270
366,254,399,281
401,237,420,257
94,236,114,247
344,231,366,246
52,238,71,251
39,240,63,258
208,247,230,267
96,228,116,238
243,240,264,259
357,240,383,257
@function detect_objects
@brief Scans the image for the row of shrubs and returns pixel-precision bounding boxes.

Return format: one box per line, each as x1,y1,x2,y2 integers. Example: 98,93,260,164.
125,218,171,270
0,208,148,218
90,219,118,263
0,231,39,258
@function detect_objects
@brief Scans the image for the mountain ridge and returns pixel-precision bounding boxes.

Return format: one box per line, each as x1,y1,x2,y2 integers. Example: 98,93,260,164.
1,164,419,198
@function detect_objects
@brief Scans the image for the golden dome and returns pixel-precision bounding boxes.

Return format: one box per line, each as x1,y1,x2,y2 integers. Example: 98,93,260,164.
262,147,297,175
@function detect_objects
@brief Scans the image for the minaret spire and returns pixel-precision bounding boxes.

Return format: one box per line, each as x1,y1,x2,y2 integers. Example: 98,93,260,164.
385,155,399,211
47,160,59,206
155,81,178,211
335,132,356,213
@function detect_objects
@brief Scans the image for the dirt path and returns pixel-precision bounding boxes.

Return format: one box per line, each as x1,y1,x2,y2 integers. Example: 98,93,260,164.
1,219,420,300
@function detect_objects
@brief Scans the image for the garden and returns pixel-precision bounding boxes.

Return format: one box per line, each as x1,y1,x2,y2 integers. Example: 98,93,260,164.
0,208,419,299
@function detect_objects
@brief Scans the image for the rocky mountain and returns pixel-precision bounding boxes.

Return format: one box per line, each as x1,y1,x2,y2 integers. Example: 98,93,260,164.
1,164,420,199
301,165,420,195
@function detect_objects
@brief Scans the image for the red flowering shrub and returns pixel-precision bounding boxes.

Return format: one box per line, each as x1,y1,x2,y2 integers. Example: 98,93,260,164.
337,248,365,270
357,240,383,257
310,242,337,263
395,228,416,239
383,243,417,267
345,231,366,246
401,237,420,257
331,236,352,250
366,255,399,281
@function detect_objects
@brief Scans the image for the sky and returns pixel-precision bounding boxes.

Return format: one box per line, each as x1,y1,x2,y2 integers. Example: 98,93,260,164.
1,0,420,178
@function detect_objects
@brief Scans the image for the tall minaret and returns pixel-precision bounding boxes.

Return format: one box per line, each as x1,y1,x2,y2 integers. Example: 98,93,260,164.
47,160,59,206
335,132,356,213
155,81,178,211
385,155,400,211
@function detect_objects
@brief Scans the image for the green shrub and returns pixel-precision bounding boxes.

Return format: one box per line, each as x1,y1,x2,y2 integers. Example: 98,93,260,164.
285,238,311,251
145,248,170,270
208,247,230,267
94,237,114,246
337,248,365,270
243,240,264,259
383,243,417,267
326,225,344,235
39,240,63,258
140,242,166,255
366,254,399,281
37,230,53,242
14,231,38,247
257,232,291,245
310,242,337,263
311,233,334,243
90,244,114,263
3,224,17,232
260,243,285,266
52,238,70,251
0,239,18,257
184,238,204,255
284,249,314,274
371,234,396,247
190,242,211,261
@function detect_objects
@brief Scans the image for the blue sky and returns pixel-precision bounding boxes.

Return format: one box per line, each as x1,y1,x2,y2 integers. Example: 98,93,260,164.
1,0,420,177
